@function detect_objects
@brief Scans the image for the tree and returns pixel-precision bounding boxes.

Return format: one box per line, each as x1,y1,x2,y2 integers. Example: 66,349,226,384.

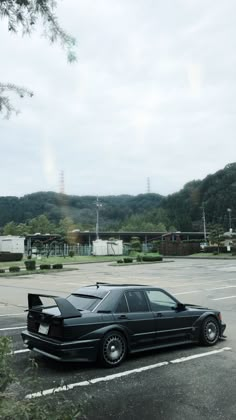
209,224,225,254
0,0,76,117
2,221,17,235
28,214,56,234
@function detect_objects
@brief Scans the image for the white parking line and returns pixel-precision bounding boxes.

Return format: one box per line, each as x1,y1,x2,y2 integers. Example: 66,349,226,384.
0,326,26,331
170,347,232,363
25,347,231,399
174,290,200,296
212,295,236,301
11,349,30,355
207,286,236,291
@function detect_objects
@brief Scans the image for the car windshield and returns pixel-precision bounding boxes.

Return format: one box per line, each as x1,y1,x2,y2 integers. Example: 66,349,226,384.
67,294,102,311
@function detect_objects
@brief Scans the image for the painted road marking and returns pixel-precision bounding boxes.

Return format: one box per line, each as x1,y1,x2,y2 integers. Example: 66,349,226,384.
212,295,236,301
11,349,30,355
25,347,231,399
207,286,236,291
174,290,201,296
170,347,232,363
0,326,26,331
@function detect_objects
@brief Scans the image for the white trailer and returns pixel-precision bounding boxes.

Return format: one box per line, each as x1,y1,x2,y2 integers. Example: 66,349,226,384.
0,236,25,254
92,239,123,256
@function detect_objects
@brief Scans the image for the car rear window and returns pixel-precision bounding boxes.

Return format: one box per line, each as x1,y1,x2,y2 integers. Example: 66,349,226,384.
67,294,101,311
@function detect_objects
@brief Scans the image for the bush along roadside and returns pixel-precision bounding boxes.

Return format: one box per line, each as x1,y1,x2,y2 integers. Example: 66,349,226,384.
52,264,63,269
9,266,20,273
40,264,51,270
24,260,36,271
0,337,83,419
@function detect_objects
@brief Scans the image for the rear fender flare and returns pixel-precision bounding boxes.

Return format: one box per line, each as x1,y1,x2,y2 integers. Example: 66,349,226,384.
86,324,131,349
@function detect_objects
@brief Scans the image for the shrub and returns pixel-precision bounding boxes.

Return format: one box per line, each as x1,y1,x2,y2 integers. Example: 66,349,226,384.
123,257,133,263
52,264,63,269
9,266,20,272
0,269,5,273
142,255,163,262
0,337,82,419
40,264,51,270
136,254,143,262
69,250,75,257
0,253,23,262
117,259,124,264
24,260,36,271
0,337,13,392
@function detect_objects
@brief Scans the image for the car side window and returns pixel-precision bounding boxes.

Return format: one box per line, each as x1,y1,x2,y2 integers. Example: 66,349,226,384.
115,294,129,313
125,291,149,312
146,290,177,312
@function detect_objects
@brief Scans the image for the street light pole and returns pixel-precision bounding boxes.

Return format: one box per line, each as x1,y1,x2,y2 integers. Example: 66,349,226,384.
202,205,207,242
227,208,232,232
95,197,102,240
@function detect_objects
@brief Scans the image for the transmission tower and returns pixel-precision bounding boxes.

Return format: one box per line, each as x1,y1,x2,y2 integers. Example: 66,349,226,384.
59,170,65,194
147,177,151,193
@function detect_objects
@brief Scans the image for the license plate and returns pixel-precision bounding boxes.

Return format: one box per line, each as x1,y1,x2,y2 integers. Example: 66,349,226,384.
39,323,49,335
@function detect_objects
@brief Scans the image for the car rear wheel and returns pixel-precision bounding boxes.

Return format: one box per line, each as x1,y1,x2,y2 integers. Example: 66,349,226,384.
200,316,220,346
100,331,127,368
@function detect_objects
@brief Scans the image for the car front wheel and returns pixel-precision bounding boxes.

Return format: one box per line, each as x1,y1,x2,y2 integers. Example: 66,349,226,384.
100,331,127,368
200,316,220,346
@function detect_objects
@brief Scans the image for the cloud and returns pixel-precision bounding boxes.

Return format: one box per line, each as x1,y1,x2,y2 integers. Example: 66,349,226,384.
0,0,236,197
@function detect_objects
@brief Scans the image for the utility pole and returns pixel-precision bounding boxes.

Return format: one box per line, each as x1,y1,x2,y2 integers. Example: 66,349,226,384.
202,205,207,242
95,197,102,240
227,208,232,232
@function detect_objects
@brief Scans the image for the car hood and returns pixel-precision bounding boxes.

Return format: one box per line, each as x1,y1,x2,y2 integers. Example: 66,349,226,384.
184,303,215,312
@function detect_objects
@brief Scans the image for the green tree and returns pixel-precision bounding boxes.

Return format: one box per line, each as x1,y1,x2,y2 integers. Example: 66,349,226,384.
0,0,76,117
209,224,225,253
56,217,77,236
28,214,56,234
2,221,17,235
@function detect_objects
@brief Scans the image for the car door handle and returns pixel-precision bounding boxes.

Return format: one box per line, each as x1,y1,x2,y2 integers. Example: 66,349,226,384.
155,312,163,317
118,315,128,319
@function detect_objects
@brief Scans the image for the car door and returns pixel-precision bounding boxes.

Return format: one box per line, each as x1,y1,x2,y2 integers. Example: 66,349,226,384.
113,290,156,350
145,289,194,345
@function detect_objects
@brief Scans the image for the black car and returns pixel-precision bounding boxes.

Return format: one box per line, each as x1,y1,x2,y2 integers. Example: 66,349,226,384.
21,283,226,367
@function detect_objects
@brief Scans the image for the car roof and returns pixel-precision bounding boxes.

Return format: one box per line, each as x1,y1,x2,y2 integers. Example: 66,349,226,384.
72,283,161,297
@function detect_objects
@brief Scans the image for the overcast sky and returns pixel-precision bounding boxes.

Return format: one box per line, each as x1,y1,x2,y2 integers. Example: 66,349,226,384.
0,0,236,197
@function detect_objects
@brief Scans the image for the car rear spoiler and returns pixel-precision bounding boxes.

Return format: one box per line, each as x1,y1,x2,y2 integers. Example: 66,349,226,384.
28,293,81,318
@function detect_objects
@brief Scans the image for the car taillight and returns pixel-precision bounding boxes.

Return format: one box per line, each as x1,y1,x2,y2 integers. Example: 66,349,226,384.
218,312,222,321
49,318,64,339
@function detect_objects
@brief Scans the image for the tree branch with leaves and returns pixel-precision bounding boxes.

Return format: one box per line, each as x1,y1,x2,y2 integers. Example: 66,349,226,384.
0,0,76,117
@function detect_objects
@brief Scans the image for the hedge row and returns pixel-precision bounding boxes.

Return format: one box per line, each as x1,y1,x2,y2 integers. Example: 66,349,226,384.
117,254,163,264
40,264,63,270
5,264,64,273
0,253,23,262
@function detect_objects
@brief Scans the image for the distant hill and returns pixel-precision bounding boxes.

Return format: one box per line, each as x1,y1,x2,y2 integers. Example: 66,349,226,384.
161,162,236,231
0,163,235,232
0,192,163,230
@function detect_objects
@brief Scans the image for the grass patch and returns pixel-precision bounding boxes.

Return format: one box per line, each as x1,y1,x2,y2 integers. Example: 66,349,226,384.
0,268,77,277
189,253,236,258
0,255,121,271
0,337,83,419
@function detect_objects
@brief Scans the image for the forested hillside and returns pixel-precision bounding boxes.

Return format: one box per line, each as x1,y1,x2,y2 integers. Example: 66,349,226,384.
0,163,235,233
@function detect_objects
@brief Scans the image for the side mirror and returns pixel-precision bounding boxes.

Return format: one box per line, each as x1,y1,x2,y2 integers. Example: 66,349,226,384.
176,302,186,311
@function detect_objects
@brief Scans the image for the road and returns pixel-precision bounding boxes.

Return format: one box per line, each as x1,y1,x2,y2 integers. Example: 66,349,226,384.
1,259,236,419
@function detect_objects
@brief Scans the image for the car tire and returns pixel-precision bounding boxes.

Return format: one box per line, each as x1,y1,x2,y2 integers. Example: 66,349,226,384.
200,316,220,346
100,331,127,368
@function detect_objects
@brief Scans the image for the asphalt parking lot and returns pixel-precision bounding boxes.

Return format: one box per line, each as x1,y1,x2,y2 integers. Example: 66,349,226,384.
1,259,236,420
